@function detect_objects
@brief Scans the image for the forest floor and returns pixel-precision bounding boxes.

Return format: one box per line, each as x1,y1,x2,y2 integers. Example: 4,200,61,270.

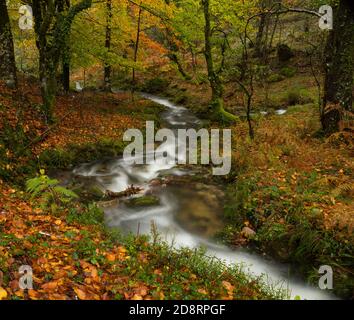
148,68,354,299
0,66,353,299
0,78,284,300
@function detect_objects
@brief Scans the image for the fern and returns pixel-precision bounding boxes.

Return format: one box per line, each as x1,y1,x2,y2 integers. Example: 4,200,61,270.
331,181,354,198
26,170,78,212
53,186,78,202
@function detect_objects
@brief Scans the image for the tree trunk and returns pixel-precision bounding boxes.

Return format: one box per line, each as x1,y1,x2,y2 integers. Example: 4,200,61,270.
61,0,71,93
165,27,191,80
132,6,142,86
104,0,112,91
201,0,238,122
62,50,70,93
38,41,57,123
0,0,17,87
322,0,354,134
255,11,267,58
168,52,191,80
32,0,92,122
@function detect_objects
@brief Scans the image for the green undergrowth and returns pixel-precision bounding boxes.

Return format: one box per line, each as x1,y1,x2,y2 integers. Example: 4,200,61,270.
38,138,127,170
221,174,354,299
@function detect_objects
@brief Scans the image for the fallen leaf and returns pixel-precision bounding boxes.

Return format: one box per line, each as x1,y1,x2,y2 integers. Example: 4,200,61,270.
106,253,116,262
74,287,87,300
42,281,58,291
28,289,39,300
0,287,8,300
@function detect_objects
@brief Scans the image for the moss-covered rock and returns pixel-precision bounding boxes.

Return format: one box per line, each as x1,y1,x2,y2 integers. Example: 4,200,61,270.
125,195,160,207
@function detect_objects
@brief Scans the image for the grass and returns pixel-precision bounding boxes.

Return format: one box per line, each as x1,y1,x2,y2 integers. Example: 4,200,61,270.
114,235,287,300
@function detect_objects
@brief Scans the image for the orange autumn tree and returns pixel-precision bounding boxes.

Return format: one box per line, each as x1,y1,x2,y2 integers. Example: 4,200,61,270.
70,0,175,89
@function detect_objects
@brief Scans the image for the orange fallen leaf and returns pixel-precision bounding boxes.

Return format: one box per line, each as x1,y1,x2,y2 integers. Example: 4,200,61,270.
197,288,208,295
222,281,234,292
0,287,8,300
106,253,116,262
28,289,39,300
42,281,58,291
74,287,87,300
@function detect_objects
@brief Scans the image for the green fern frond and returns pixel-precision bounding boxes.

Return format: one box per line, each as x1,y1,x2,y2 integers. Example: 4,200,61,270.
53,186,78,199
331,182,354,197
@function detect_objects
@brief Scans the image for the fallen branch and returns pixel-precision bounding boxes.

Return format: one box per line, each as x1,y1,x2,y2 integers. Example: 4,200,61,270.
104,185,143,199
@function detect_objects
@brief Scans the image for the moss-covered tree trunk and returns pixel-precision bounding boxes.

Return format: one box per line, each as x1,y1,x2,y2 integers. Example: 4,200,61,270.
132,6,142,87
38,46,57,122
322,0,354,134
201,0,238,123
62,44,71,93
60,0,71,93
104,0,112,91
0,0,17,87
31,0,92,123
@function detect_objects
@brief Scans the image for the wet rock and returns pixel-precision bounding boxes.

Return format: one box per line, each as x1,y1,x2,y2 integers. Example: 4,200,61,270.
96,165,109,174
173,186,225,238
70,178,105,202
241,227,256,238
97,199,119,209
196,191,219,208
149,179,162,187
176,200,224,238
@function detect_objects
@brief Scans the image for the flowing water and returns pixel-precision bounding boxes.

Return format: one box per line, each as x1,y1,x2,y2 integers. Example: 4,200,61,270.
72,93,336,300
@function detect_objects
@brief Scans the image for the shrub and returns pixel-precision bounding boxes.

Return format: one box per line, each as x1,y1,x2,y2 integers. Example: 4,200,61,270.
285,89,302,106
39,139,126,169
142,77,169,94
284,89,314,106
280,66,297,78
277,44,294,62
39,149,74,169
0,119,36,181
267,73,285,83
66,204,104,226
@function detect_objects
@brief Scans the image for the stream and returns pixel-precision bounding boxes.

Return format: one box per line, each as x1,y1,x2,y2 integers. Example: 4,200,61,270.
72,93,336,300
